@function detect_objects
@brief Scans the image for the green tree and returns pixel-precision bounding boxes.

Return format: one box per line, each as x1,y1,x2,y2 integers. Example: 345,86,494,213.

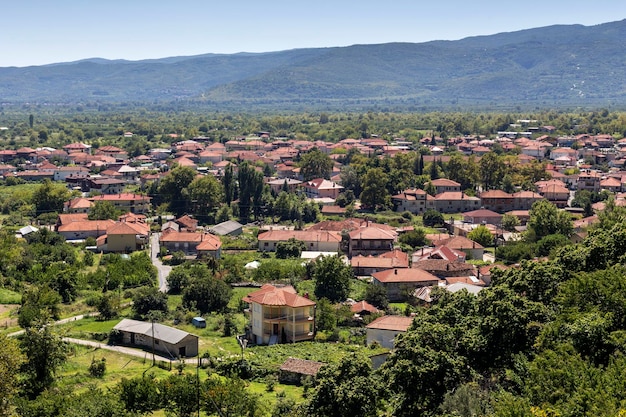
468,225,493,247
20,324,69,398
161,374,198,417
157,165,196,216
117,375,161,415
301,148,333,181
360,168,390,210
364,284,389,310
315,298,338,332
202,375,263,417
479,152,505,190
186,175,224,219
88,200,121,220
307,353,381,417
18,285,62,328
527,200,573,241
399,229,429,248
501,213,521,232
423,209,445,227
222,164,237,205
182,275,232,314
131,286,168,318
31,179,72,215
0,334,24,416
238,162,264,222
313,255,352,303
276,238,306,259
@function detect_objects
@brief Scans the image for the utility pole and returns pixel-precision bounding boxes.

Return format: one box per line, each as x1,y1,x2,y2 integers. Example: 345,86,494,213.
151,318,155,366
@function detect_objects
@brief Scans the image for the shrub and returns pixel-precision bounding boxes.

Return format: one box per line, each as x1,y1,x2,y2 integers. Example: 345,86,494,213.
89,358,106,378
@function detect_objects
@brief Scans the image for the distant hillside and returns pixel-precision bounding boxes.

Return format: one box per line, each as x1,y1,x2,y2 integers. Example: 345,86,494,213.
1,20,625,110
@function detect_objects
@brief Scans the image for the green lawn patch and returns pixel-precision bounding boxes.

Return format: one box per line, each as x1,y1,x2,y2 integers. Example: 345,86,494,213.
0,287,21,304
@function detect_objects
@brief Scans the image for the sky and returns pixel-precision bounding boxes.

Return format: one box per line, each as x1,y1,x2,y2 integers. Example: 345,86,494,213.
1,0,624,67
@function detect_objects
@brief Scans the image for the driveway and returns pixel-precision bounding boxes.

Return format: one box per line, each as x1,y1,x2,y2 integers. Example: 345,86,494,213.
151,232,171,293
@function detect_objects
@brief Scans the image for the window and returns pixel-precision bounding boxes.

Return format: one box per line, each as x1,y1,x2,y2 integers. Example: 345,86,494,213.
264,242,268,247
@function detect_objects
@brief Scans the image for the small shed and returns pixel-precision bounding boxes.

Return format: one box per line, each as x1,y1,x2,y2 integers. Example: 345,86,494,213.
192,317,206,328
279,357,325,384
113,318,199,358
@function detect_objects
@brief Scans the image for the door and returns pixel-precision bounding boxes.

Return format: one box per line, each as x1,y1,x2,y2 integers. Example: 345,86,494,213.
179,346,186,357
130,333,135,344
273,323,279,335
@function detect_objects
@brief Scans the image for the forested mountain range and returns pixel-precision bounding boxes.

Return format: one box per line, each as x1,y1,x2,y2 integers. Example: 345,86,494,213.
1,19,625,110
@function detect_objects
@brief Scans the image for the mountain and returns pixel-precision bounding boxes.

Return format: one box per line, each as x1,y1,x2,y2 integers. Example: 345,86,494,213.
1,20,625,110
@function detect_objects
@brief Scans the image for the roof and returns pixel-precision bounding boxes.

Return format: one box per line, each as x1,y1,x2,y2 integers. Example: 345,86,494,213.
107,221,149,236
413,259,476,274
257,230,341,243
210,220,243,236
243,284,315,308
196,234,222,251
350,300,380,314
463,209,503,218
431,178,461,187
348,227,397,240
366,315,413,332
303,178,343,191
57,213,89,224
57,219,116,233
372,268,439,284
113,319,196,344
446,282,485,295
432,235,484,250
280,358,325,376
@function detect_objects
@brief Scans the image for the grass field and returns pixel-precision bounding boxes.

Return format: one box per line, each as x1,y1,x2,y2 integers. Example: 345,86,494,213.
0,287,21,304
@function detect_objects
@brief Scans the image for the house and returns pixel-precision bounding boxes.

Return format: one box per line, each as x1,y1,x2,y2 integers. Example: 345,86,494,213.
56,219,116,241
372,268,440,302
267,178,303,194
53,166,90,181
350,300,381,316
279,358,325,384
391,188,432,214
600,176,622,193
64,197,93,214
97,221,150,252
243,284,316,345
257,230,341,252
302,178,344,199
411,259,476,279
350,249,409,276
577,171,601,192
462,209,502,225
82,177,126,195
433,192,481,213
174,215,198,232
159,231,222,258
113,319,198,358
480,190,515,213
538,184,570,208
366,315,414,349
348,227,398,257
431,178,461,194
431,235,485,260
88,193,152,214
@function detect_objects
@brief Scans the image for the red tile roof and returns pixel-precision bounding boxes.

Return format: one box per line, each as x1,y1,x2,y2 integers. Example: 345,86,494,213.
366,315,413,331
243,284,315,307
372,268,439,284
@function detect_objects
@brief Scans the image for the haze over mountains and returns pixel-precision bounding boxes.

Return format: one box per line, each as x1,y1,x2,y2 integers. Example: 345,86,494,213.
1,19,625,110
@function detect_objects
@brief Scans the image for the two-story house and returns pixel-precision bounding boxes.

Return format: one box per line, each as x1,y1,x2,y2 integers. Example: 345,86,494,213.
243,284,316,345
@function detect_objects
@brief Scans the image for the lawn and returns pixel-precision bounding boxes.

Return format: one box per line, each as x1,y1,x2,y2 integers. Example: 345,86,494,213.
0,287,21,304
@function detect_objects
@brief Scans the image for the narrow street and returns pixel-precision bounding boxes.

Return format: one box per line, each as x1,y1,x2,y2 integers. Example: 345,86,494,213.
150,232,171,293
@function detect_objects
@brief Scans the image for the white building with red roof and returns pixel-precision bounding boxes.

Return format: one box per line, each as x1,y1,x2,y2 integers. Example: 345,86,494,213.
242,284,315,345
372,268,440,301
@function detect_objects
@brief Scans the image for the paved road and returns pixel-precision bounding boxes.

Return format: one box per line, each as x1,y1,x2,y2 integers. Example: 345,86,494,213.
63,337,200,364
151,232,171,293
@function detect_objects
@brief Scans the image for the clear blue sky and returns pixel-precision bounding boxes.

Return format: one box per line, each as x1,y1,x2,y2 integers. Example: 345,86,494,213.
1,0,624,67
